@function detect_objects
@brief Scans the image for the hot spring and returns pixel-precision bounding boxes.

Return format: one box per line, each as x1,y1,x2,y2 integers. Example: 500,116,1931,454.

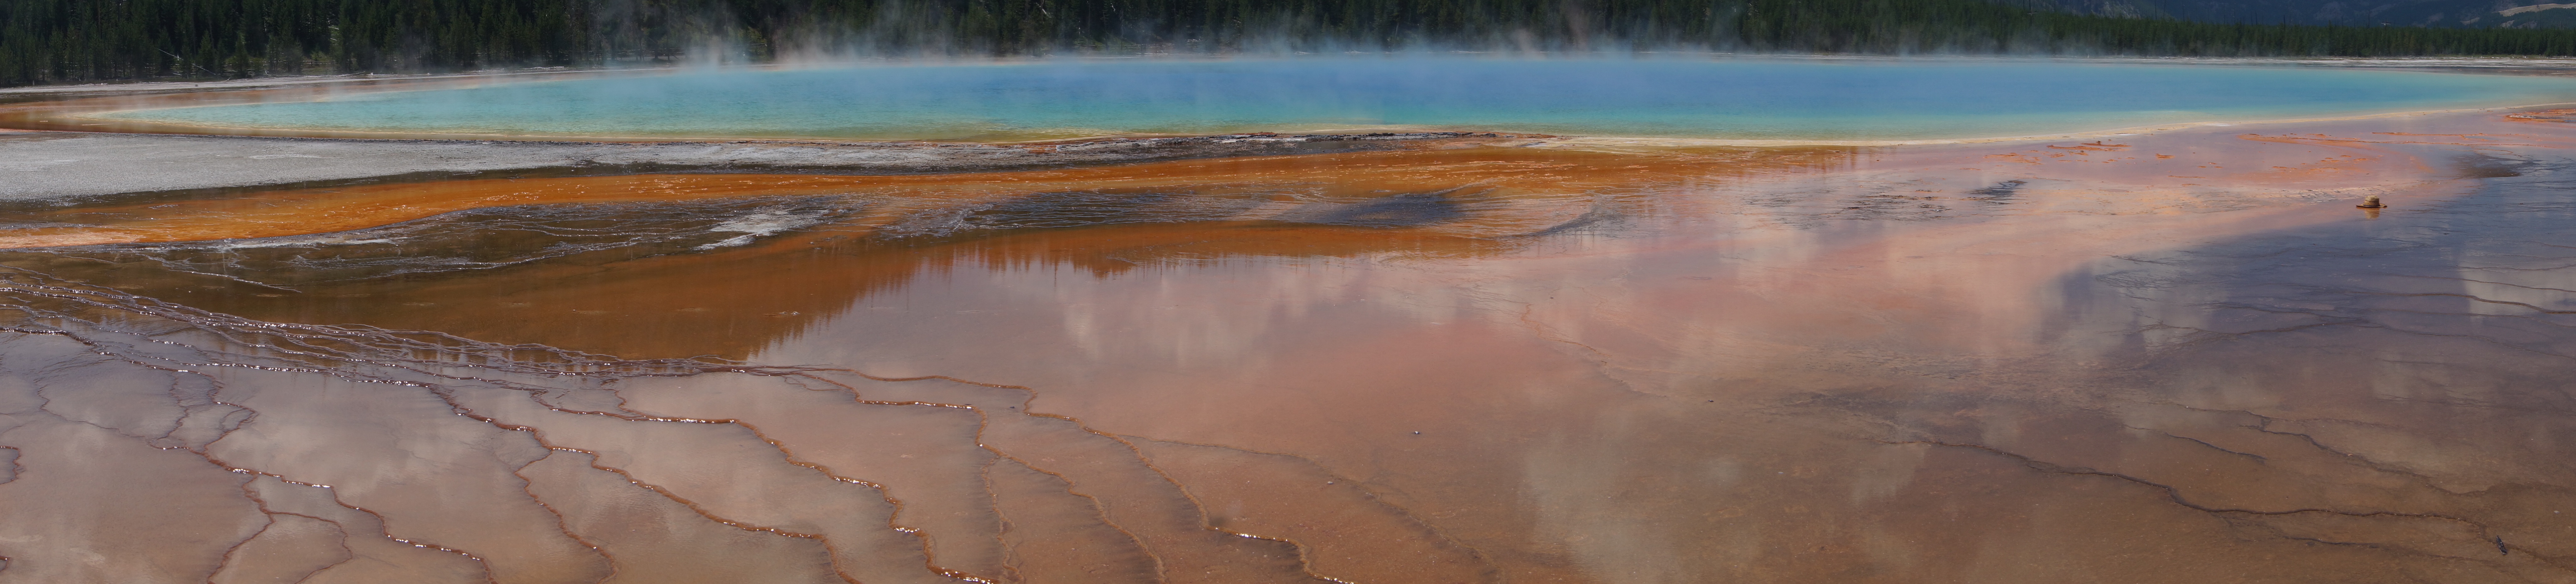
5,57,2576,584
85,58,2576,141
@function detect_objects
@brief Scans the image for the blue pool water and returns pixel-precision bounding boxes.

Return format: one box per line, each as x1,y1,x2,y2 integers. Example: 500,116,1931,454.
99,58,2576,142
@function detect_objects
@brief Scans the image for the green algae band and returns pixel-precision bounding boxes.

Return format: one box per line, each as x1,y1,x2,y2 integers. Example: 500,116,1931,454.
94,59,2576,142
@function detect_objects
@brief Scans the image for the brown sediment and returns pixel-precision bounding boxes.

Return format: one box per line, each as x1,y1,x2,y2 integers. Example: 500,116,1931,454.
5,107,2576,584
516,450,846,584
719,115,2559,581
0,143,1845,361
597,374,1010,582
200,367,615,584
2043,141,2128,150
2504,108,2576,123
9,221,1523,361
982,456,1161,583
0,117,2475,362
1124,437,1502,583
0,144,1848,249
2240,132,2550,147
1949,124,2540,190
445,383,955,584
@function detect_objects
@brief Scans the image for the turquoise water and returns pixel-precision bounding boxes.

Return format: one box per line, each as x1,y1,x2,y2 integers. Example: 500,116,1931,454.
100,59,2576,141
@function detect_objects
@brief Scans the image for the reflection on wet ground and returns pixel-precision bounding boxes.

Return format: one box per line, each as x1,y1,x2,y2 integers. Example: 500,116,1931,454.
2,111,2574,583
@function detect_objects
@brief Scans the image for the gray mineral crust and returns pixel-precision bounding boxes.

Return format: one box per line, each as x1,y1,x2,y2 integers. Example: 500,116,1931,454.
0,131,1520,202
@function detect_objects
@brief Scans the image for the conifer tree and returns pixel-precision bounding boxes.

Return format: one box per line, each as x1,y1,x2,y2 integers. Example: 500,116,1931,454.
8,0,2576,87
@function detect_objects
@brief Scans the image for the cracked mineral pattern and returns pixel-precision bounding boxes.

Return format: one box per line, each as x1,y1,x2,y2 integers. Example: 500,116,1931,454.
1,112,2573,584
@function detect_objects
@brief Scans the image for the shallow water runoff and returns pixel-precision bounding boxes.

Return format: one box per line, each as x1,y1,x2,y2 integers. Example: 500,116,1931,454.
2,58,2576,584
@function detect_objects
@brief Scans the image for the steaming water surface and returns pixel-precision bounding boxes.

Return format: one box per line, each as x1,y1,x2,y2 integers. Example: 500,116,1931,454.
91,59,2576,141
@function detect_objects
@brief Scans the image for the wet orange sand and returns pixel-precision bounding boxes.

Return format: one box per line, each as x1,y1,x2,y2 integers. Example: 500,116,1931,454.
1,109,2573,583
0,144,1850,249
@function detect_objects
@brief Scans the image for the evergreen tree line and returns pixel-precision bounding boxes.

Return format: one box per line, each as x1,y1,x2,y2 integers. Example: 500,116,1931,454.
9,0,2576,87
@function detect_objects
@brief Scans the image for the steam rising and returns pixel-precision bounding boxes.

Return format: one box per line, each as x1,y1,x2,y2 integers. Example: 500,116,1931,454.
97,59,2576,142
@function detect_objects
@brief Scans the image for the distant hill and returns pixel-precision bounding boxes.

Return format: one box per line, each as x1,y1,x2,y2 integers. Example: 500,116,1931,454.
9,0,2576,88
2481,2,2576,27
2136,0,2480,25
2028,0,2576,27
